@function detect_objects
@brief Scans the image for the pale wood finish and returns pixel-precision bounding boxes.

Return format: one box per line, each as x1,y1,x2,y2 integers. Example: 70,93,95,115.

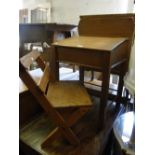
78,13,135,70
19,51,93,147
53,36,127,51
38,64,50,93
78,14,135,96
47,81,92,108
78,14,135,71
40,47,52,63
52,35,128,130
20,99,123,155
79,14,134,40
19,50,47,94
20,62,80,146
78,13,134,67
78,14,135,122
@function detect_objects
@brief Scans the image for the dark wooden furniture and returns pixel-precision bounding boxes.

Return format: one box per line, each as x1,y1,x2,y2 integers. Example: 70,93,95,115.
19,51,93,150
78,13,135,104
19,23,77,57
51,35,128,130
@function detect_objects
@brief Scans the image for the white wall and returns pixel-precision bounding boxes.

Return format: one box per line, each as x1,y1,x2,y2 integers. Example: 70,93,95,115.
50,0,134,24
21,0,51,9
21,0,134,24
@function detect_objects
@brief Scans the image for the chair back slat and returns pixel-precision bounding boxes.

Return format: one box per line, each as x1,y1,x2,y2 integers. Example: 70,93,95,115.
40,47,52,63
36,56,46,71
36,47,53,71
38,64,50,93
20,51,41,69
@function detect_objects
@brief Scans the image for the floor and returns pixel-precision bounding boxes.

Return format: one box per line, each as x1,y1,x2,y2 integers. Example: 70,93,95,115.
20,97,124,155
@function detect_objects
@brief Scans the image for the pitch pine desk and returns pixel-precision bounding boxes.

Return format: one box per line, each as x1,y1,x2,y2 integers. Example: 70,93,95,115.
51,36,128,130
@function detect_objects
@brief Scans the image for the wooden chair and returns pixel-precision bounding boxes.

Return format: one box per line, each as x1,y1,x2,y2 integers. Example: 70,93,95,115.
19,51,93,148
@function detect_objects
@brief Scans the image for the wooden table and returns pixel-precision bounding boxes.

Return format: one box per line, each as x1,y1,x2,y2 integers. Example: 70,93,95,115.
19,23,77,57
51,36,128,130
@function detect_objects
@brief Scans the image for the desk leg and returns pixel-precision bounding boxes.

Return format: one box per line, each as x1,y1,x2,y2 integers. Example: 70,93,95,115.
98,58,111,131
50,46,59,81
116,62,127,109
79,66,84,85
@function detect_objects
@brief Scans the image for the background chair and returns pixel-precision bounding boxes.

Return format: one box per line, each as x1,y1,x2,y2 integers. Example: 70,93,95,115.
19,51,93,148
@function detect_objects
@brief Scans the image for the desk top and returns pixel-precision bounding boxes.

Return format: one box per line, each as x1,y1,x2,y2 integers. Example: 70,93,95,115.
53,36,127,51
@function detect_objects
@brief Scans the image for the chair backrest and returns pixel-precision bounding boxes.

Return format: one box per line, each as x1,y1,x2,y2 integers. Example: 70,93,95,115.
19,51,57,118
19,51,50,94
20,51,45,70
40,47,52,63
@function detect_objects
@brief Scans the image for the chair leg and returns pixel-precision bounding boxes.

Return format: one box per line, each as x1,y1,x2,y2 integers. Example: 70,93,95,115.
60,107,91,145
41,128,61,148
60,126,80,145
41,107,90,148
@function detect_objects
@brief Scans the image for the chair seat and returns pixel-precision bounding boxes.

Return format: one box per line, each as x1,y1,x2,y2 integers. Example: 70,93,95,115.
47,81,92,108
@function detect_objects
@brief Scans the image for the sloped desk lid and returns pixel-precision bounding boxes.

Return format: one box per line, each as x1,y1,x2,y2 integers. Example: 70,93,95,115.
52,36,127,51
